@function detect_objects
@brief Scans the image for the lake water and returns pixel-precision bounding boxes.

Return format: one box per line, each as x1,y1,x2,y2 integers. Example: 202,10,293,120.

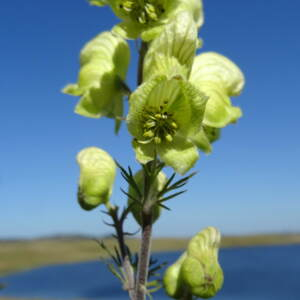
1,245,300,300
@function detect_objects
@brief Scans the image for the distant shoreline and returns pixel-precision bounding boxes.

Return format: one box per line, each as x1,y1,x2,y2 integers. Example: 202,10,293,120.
1,233,300,276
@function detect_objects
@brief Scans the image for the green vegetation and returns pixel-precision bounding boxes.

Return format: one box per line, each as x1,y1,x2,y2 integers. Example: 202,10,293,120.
0,237,183,276
1,234,300,276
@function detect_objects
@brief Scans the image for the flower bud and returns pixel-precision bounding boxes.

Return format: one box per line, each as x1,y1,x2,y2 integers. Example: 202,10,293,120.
181,227,224,298
127,170,167,225
163,253,189,299
77,147,116,210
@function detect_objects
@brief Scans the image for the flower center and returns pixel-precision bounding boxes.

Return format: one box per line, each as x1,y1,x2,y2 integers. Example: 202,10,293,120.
119,0,165,24
141,102,178,144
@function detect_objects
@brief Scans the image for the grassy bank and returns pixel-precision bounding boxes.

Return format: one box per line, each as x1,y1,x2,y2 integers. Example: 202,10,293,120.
0,237,186,276
1,234,300,276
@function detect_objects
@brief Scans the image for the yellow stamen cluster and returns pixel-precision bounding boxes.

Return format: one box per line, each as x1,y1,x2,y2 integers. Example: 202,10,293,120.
119,0,165,24
141,102,178,144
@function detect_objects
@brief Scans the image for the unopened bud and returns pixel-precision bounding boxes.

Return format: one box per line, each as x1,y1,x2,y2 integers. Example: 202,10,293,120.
143,130,154,138
77,147,116,210
171,122,178,129
154,136,162,144
163,253,189,299
181,227,224,298
165,134,173,142
144,121,156,128
127,170,167,225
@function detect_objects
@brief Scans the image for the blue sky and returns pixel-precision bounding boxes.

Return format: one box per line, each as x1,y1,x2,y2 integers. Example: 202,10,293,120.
1,0,299,238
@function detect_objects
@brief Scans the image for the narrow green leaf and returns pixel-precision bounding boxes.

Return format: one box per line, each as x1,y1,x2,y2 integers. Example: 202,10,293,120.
160,190,187,202
107,263,124,282
158,203,171,211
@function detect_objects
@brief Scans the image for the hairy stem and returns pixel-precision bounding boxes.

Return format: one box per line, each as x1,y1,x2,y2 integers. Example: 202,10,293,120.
115,221,135,300
135,40,152,300
107,205,136,300
135,212,153,300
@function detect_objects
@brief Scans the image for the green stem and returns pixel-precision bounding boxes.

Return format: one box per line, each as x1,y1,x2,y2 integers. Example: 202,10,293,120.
135,160,156,300
135,40,152,300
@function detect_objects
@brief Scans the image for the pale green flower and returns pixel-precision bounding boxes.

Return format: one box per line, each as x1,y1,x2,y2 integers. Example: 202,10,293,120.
163,227,223,299
127,170,167,225
143,15,244,154
190,52,245,128
143,11,198,82
127,13,207,174
187,52,245,153
181,227,224,298
127,75,207,174
62,31,130,132
77,147,116,210
88,0,204,41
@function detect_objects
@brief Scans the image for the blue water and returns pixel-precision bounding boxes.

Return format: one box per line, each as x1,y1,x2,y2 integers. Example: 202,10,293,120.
1,245,300,300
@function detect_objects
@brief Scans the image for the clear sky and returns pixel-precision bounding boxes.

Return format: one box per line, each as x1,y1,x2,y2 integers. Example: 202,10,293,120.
1,0,299,239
